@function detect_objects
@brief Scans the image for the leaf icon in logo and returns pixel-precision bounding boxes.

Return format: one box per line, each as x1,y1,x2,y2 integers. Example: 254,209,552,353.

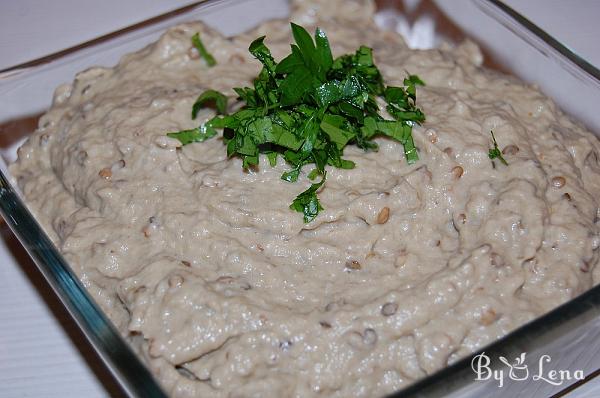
499,356,511,368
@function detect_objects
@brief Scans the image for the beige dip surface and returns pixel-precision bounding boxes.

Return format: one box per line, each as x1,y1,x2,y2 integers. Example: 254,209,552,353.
10,0,600,396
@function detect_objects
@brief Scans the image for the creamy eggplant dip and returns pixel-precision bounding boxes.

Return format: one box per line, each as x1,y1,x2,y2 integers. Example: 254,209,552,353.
10,0,600,397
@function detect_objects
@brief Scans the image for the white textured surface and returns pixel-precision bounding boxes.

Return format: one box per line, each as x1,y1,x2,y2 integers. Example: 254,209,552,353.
0,1,599,397
0,227,121,398
503,0,600,67
0,0,194,71
436,0,600,132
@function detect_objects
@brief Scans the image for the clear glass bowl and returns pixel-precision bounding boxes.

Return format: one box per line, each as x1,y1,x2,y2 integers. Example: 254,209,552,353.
1,1,599,397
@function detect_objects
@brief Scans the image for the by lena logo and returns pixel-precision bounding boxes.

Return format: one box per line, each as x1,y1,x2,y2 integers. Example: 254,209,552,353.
471,352,585,388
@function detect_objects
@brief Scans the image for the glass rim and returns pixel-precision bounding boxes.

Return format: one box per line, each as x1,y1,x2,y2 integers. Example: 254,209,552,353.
476,0,600,84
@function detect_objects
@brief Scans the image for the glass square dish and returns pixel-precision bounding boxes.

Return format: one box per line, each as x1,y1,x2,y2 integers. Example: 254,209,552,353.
1,0,599,397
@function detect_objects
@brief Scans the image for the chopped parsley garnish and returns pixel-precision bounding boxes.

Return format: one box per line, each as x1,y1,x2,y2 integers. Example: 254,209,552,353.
290,172,326,223
168,23,426,222
191,32,216,67
488,131,508,166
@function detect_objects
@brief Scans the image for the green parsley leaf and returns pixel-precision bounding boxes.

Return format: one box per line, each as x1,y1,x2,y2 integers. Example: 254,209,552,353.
191,32,216,67
404,74,425,101
320,114,356,150
167,23,427,222
290,23,323,81
266,151,278,166
307,168,321,180
249,36,277,76
276,45,304,74
192,89,228,119
361,117,418,164
314,27,334,76
290,173,326,223
488,130,508,166
167,124,218,145
315,76,362,108
281,166,301,183
279,65,318,106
